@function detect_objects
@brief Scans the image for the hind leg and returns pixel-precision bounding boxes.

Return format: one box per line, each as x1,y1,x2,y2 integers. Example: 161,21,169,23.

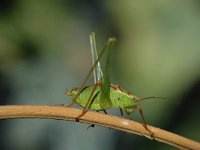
135,106,155,139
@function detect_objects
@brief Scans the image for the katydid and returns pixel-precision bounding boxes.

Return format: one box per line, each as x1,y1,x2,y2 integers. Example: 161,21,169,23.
67,32,154,137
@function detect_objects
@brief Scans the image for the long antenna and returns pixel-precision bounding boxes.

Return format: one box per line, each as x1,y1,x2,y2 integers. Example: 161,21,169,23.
133,96,177,104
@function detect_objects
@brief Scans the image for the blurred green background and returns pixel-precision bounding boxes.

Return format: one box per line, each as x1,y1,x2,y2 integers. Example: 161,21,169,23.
0,0,200,149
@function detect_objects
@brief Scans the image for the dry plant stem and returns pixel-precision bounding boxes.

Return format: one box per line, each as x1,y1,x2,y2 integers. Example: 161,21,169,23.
0,105,199,150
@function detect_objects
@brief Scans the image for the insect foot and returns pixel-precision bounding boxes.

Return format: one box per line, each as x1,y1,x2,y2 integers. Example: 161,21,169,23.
75,117,80,122
142,124,155,140
87,124,95,130
149,131,155,140
75,110,88,122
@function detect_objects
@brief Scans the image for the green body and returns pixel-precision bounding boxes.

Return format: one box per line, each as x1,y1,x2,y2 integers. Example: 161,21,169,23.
67,33,156,137
68,32,138,115
70,85,138,114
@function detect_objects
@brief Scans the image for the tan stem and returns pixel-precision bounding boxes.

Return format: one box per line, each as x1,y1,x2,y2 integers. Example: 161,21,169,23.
0,105,199,150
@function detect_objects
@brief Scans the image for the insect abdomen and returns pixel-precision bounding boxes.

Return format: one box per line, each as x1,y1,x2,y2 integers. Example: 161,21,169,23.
110,88,136,110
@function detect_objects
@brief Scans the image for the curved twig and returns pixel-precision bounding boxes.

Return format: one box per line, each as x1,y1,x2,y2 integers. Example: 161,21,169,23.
0,105,199,149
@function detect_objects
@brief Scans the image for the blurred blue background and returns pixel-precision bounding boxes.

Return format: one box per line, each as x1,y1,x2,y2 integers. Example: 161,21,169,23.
0,0,200,149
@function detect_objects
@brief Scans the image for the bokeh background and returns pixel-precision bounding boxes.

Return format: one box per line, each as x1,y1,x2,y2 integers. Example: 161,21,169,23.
0,0,200,149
